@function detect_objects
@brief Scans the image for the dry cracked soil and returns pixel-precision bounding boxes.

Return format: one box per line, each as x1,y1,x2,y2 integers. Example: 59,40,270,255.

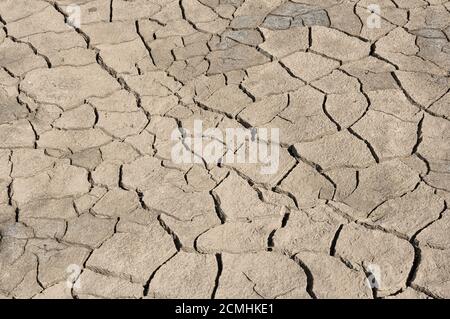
0,0,449,299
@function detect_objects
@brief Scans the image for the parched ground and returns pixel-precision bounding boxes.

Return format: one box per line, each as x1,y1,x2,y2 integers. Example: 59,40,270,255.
0,0,449,299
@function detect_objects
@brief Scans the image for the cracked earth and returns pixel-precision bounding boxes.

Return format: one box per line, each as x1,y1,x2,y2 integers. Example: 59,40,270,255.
0,0,449,299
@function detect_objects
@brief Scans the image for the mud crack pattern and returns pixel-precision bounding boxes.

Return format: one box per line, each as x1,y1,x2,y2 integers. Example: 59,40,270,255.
0,0,449,299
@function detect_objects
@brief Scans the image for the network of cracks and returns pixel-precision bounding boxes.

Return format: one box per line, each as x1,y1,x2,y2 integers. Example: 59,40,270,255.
0,0,449,299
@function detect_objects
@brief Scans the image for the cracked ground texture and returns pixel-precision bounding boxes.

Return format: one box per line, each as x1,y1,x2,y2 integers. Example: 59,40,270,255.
0,0,449,300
